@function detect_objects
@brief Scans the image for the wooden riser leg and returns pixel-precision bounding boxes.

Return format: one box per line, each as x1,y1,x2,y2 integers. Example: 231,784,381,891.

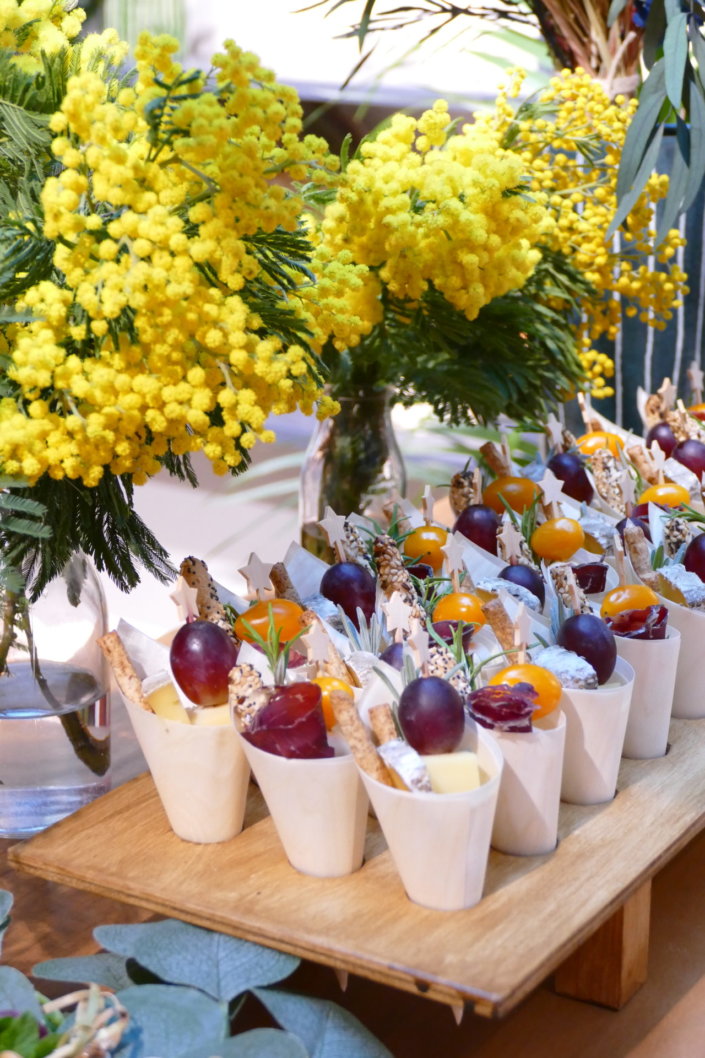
553,880,651,1009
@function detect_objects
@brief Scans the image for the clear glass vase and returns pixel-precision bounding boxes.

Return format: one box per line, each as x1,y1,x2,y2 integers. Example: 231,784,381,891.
0,553,111,838
299,387,406,559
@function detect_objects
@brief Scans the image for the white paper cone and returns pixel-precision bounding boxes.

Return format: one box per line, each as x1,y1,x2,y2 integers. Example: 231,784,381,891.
359,727,503,911
123,697,250,843
238,736,368,877
618,628,681,759
659,601,705,719
491,711,566,856
560,657,634,805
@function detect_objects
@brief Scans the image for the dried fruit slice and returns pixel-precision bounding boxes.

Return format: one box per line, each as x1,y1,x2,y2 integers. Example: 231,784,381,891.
604,605,669,640
244,682,333,759
467,683,537,733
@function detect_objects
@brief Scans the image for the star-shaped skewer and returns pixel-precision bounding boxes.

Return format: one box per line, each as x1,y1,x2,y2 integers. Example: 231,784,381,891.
538,467,565,516
318,506,347,562
497,520,525,564
383,591,414,642
238,553,273,600
169,576,199,622
302,621,332,665
688,360,704,404
545,412,564,450
407,620,430,673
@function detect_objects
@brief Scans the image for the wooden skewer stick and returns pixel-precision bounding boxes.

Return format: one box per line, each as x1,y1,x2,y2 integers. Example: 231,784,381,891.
613,531,627,587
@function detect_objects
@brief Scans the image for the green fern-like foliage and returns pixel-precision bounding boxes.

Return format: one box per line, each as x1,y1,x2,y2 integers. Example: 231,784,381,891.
322,246,589,423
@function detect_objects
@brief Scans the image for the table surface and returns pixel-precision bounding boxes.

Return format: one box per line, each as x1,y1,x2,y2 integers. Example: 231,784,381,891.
11,711,705,1020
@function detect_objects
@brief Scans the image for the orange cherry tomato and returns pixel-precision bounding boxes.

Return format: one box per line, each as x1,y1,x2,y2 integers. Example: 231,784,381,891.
234,598,305,644
403,524,448,572
637,482,690,508
689,403,705,422
312,675,355,730
488,663,562,720
576,430,624,458
530,517,585,563
600,583,660,619
432,591,486,627
482,476,541,515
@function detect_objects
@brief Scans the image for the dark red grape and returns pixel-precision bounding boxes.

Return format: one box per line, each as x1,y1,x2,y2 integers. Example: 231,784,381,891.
684,533,705,582
398,676,465,754
615,514,652,544
431,620,474,652
672,438,705,478
453,504,500,555
245,682,333,758
379,641,404,670
547,451,593,504
556,613,617,685
170,620,239,706
572,562,608,594
645,422,677,457
498,564,546,607
320,562,376,628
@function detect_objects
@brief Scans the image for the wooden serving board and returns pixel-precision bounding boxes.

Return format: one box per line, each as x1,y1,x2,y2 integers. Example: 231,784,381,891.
10,716,705,1018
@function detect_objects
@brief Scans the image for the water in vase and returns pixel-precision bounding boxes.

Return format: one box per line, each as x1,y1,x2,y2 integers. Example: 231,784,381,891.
0,660,110,838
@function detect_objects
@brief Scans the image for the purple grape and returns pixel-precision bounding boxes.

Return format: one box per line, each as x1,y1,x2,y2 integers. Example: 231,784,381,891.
547,451,593,504
398,676,465,754
672,438,705,478
453,504,500,555
498,564,546,607
170,620,239,706
379,641,404,670
556,613,617,685
320,562,376,628
684,533,705,582
645,421,677,457
431,620,474,653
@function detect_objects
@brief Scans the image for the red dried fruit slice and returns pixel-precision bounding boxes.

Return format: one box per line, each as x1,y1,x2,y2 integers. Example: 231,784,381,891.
244,682,334,759
467,682,538,733
603,604,669,641
572,562,608,595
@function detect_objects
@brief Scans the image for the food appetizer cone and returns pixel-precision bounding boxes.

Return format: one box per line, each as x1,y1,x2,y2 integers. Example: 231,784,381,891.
237,734,368,878
491,710,566,856
358,725,503,911
617,628,681,759
559,657,635,805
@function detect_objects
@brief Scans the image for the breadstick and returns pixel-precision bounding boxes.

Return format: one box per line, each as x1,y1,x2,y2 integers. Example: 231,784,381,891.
480,441,511,477
481,597,516,654
369,703,398,745
179,555,233,636
98,631,151,711
623,523,660,589
330,691,393,785
269,562,302,604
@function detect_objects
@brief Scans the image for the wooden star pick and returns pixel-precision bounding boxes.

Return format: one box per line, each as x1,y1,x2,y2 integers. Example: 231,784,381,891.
657,376,677,411
318,506,347,562
442,531,467,592
648,439,667,474
238,553,273,600
302,621,332,665
513,602,530,663
407,620,430,674
538,467,565,517
421,485,435,525
618,469,636,509
383,591,414,643
169,576,199,622
497,520,525,564
688,360,704,404
545,412,564,451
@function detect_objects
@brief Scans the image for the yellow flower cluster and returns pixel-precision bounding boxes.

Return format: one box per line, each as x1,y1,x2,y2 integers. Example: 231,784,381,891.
313,99,553,326
474,69,689,399
1,26,360,486
1,0,84,69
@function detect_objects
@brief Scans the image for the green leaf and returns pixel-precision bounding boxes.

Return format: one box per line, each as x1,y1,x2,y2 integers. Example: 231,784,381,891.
179,1028,309,1058
656,124,690,241
357,0,375,50
664,11,689,109
616,59,667,199
255,988,394,1057
33,952,132,992
644,0,668,66
609,124,665,238
115,984,228,1057
95,920,300,1001
0,966,43,1022
682,76,705,211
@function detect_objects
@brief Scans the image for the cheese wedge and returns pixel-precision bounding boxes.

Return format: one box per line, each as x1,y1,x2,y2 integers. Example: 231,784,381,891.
146,683,230,725
423,751,482,794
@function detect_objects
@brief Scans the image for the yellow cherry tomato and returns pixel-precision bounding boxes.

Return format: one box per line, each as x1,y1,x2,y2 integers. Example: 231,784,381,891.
689,403,705,422
312,675,355,730
637,482,690,508
576,430,624,458
488,663,562,720
600,583,660,619
432,591,486,627
482,476,541,515
403,524,448,572
530,517,585,563
234,598,305,644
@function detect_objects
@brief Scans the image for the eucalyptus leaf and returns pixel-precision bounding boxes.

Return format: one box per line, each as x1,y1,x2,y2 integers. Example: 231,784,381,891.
664,12,689,110
615,59,667,199
33,953,132,992
682,79,705,211
114,984,227,1057
644,0,667,67
179,1028,309,1058
608,125,665,238
0,966,43,1022
656,129,690,242
255,988,394,1058
95,920,299,1001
